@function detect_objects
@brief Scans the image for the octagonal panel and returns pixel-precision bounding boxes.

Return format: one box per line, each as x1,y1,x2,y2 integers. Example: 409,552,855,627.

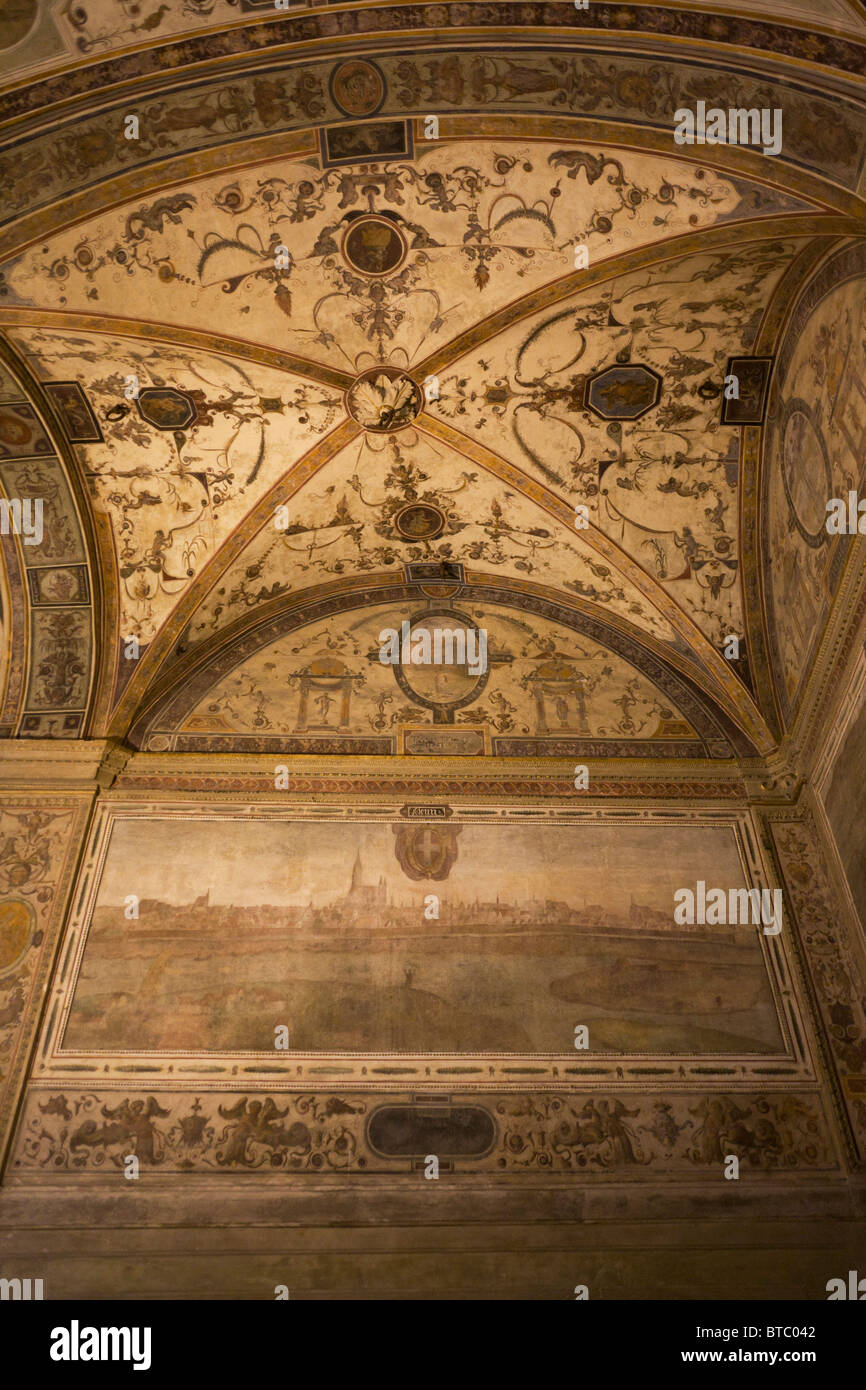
136,387,197,431
585,363,662,420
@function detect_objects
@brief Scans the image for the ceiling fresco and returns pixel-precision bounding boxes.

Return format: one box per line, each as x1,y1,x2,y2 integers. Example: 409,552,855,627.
7,328,345,646
0,143,808,362
179,429,676,641
425,239,804,652
2,42,864,262
0,3,863,756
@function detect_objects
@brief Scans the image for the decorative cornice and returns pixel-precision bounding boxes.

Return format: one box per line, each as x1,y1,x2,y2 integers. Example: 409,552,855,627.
108,749,747,800
0,738,118,787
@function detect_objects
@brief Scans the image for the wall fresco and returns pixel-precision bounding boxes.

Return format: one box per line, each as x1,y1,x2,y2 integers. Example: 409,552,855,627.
62,818,784,1056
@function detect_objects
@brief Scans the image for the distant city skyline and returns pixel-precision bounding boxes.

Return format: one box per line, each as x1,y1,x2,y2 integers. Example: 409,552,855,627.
97,820,748,913
121,880,670,921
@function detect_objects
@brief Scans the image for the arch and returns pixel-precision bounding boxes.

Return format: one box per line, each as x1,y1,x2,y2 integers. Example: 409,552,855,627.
760,240,866,726
2,26,864,263
127,571,760,756
0,340,102,736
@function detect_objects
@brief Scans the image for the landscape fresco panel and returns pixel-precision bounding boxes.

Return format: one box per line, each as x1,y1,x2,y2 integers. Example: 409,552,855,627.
63,820,784,1055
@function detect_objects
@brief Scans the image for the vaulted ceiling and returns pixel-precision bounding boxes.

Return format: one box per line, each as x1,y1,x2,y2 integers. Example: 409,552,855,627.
1,0,865,762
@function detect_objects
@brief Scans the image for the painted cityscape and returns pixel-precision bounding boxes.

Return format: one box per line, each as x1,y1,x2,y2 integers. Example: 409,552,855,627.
63,819,784,1055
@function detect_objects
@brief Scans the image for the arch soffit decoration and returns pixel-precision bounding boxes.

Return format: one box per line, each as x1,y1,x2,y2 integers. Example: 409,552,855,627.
0,73,864,266
2,1,866,101
0,341,101,736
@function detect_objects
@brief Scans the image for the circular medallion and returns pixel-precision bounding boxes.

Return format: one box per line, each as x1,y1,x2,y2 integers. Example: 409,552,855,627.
330,59,386,116
394,610,489,712
0,899,36,979
393,502,446,541
342,216,406,277
781,399,832,548
346,368,423,432
0,0,37,51
0,410,35,448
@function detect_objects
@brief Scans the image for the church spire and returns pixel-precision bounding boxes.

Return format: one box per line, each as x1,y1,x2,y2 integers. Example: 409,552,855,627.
350,850,364,892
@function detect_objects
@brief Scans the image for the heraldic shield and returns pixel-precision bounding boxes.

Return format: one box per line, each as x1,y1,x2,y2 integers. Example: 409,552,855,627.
392,823,462,880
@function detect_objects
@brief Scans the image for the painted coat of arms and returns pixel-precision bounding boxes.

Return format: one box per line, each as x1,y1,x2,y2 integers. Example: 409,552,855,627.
392,823,462,880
